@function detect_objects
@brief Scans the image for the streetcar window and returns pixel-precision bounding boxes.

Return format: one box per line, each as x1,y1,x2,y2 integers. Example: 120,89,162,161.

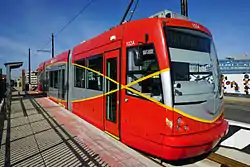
166,27,211,53
54,70,58,88
46,71,49,91
126,43,163,102
49,71,53,87
87,55,103,91
74,59,85,88
166,27,220,104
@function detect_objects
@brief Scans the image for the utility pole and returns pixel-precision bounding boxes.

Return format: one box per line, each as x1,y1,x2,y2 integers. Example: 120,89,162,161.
181,0,188,17
28,48,31,85
52,33,54,58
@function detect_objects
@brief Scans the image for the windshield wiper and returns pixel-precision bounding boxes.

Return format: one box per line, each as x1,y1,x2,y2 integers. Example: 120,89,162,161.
194,74,212,81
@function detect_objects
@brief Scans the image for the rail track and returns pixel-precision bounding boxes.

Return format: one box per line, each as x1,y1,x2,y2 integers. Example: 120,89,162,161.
143,151,249,167
207,152,249,167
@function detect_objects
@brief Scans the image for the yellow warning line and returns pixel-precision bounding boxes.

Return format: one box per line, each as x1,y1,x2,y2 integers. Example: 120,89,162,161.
105,131,120,140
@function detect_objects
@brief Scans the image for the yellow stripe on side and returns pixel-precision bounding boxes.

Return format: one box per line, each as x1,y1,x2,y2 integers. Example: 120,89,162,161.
126,68,170,87
125,87,170,109
46,61,67,68
105,131,120,140
72,63,124,103
71,62,223,124
173,107,223,124
74,63,119,85
72,63,169,103
126,86,223,123
48,95,67,103
72,94,104,103
58,102,66,108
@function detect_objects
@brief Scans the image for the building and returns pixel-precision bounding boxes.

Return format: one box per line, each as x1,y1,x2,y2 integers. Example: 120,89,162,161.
26,70,38,86
219,54,250,95
14,78,22,91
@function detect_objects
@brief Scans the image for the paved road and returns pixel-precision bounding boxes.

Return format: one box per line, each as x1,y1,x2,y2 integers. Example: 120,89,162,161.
224,101,250,124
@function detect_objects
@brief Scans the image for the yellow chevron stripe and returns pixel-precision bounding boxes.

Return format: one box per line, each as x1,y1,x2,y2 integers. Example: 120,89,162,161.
74,63,119,85
126,68,169,87
124,86,223,123
47,62,223,124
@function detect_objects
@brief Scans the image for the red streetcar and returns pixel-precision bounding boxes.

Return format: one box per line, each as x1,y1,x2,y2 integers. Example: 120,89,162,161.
37,10,228,160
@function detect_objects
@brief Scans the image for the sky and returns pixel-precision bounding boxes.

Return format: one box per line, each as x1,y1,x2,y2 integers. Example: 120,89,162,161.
1,0,250,79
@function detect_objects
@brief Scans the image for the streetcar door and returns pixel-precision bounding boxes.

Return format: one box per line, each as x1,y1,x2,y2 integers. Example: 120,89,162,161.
103,49,120,139
58,65,65,106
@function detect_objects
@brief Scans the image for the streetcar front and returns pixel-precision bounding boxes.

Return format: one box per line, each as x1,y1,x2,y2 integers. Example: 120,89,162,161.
160,19,228,159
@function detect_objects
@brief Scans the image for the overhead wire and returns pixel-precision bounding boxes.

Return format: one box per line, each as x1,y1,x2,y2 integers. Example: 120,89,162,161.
36,0,96,52
128,0,139,22
54,0,96,37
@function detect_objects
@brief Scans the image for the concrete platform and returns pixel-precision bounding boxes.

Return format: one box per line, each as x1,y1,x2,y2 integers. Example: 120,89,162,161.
35,97,161,167
0,95,161,167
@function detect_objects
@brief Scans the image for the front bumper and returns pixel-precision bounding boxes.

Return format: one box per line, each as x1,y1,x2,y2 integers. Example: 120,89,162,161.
160,120,228,160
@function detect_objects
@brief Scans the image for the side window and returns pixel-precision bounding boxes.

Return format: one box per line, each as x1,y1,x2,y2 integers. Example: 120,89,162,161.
49,71,53,87
126,43,163,102
74,59,85,88
46,71,49,91
54,70,58,88
87,55,103,91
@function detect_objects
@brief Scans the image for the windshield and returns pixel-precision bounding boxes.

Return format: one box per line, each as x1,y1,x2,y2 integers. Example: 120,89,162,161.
165,27,220,102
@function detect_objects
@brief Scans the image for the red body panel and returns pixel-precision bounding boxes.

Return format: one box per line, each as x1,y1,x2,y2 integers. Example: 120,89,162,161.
120,19,172,149
172,109,224,135
72,26,123,58
73,97,104,130
46,50,69,66
165,18,212,36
